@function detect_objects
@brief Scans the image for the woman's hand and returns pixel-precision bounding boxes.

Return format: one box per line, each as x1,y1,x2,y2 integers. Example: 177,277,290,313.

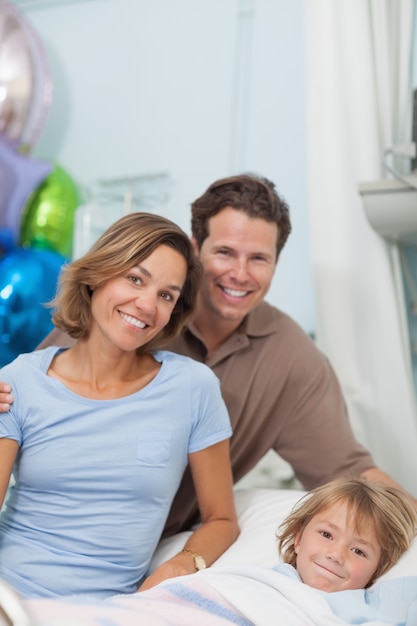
137,551,199,591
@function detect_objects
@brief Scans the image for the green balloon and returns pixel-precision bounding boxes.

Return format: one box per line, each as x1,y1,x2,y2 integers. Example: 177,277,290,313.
20,163,80,258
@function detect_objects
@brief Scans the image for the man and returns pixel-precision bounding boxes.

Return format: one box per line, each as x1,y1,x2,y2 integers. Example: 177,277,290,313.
1,174,416,534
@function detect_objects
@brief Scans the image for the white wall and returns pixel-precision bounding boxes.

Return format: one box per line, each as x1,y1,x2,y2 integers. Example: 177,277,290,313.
15,0,315,334
413,1,417,88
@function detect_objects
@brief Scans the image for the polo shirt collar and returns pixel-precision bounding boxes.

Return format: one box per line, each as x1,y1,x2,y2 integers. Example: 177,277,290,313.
245,301,278,338
186,302,276,366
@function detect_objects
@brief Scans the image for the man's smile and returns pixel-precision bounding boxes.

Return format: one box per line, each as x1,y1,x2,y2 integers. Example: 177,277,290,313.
221,286,250,298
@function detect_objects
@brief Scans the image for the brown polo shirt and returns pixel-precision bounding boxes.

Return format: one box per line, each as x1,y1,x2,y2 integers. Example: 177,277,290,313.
163,300,374,535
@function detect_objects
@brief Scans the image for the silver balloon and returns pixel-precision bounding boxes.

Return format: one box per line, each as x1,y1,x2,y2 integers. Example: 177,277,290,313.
0,0,52,152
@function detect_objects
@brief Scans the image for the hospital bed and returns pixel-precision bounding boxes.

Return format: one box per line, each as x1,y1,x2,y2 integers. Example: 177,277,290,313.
1,488,416,625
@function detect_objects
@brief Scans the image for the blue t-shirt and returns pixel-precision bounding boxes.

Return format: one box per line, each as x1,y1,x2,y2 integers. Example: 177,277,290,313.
0,347,232,599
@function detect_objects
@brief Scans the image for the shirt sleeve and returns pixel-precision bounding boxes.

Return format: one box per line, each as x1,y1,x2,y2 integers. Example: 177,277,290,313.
0,361,23,445
271,335,375,489
188,362,232,453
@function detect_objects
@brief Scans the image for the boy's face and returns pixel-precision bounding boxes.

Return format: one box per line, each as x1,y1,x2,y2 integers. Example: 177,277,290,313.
294,501,381,592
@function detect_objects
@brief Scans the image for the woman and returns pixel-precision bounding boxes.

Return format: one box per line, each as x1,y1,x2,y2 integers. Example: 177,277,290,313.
0,212,239,599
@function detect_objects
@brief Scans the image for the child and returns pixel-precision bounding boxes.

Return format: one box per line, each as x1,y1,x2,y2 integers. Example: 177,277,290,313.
276,477,417,592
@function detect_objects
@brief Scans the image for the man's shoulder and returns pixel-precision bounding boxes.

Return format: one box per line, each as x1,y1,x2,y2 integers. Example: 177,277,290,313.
155,349,216,379
246,302,324,365
247,301,313,339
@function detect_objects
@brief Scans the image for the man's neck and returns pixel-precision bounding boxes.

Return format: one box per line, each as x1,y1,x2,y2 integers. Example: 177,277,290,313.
191,306,244,358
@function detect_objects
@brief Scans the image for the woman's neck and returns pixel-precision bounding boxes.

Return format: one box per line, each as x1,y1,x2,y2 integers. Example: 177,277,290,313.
47,342,161,400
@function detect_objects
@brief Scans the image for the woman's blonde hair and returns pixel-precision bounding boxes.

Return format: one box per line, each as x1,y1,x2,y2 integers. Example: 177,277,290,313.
50,212,202,352
276,478,417,587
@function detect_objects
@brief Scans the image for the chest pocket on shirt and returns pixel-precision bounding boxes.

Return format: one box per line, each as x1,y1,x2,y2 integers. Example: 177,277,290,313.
137,431,171,466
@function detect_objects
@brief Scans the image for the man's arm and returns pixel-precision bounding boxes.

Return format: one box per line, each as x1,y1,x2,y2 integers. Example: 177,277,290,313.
361,466,417,510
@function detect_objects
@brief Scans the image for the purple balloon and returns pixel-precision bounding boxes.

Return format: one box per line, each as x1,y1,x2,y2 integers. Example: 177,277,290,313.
0,0,53,151
0,247,66,367
0,136,52,244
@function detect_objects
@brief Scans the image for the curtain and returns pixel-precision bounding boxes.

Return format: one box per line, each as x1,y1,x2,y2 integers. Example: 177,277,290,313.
305,0,417,494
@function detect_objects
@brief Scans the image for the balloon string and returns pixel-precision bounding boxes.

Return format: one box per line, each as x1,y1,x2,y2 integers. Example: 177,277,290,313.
123,192,133,215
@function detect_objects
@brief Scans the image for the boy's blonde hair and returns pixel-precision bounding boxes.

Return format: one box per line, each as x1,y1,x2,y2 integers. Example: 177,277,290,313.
50,212,202,352
276,478,417,586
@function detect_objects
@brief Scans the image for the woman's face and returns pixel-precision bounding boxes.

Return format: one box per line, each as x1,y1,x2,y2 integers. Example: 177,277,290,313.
90,244,187,352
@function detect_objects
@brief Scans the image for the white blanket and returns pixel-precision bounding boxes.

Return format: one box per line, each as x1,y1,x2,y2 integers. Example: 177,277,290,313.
23,564,417,626
3,489,417,626
198,565,350,626
199,564,417,626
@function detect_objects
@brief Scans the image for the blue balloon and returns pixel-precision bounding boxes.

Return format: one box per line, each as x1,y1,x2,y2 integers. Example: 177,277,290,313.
0,228,14,257
0,247,67,367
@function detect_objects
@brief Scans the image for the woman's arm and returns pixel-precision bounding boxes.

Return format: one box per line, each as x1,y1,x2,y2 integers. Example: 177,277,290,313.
0,438,19,509
138,439,239,591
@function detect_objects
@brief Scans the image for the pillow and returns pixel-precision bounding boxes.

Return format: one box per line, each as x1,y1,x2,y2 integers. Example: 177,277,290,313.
150,488,302,571
379,535,417,581
150,488,417,581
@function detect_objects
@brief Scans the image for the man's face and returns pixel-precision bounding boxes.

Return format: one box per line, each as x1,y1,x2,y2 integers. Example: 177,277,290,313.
193,207,278,325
